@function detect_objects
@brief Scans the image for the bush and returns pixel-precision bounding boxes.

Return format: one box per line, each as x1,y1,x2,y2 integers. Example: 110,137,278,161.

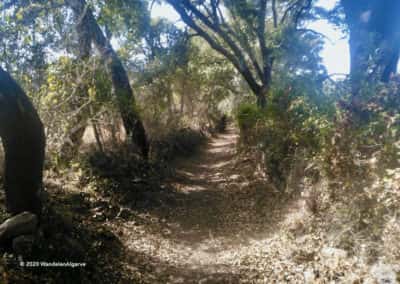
237,103,263,131
149,128,206,163
236,87,332,190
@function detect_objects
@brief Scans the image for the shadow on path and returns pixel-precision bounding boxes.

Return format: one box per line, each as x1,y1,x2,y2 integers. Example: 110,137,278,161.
106,126,299,283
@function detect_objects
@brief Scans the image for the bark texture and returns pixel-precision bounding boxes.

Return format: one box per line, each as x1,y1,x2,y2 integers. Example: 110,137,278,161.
0,67,45,216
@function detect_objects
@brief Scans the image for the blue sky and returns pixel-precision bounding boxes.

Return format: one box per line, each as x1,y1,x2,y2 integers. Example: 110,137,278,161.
151,0,350,76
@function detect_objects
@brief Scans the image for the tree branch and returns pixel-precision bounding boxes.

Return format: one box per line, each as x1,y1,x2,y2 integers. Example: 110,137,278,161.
280,0,301,25
256,0,271,84
293,0,312,26
167,1,261,94
272,0,278,28
169,0,261,82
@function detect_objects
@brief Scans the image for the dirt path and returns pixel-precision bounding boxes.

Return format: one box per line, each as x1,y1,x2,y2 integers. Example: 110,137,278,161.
108,127,305,283
11,126,389,283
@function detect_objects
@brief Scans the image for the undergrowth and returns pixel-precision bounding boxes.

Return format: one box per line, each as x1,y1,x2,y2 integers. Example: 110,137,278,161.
236,79,400,267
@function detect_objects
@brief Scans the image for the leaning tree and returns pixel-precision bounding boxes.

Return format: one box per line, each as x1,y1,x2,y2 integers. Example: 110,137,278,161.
0,66,45,216
65,0,149,158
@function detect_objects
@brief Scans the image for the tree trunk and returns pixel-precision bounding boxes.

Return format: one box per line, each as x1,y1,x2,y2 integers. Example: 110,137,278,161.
0,67,45,216
92,121,104,154
66,0,149,158
342,0,400,96
167,0,272,110
256,85,268,109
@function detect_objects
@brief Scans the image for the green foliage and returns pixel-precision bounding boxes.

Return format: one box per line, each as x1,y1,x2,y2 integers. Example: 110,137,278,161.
326,80,400,180
311,81,400,257
236,103,263,131
150,128,206,163
236,81,334,189
136,36,236,136
34,56,113,163
97,0,150,40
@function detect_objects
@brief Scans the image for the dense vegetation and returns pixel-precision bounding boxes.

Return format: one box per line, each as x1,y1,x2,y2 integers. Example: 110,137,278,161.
0,0,399,282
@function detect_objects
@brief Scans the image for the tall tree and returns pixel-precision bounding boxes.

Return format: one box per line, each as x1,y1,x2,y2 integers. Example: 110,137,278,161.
340,0,400,99
65,0,149,158
0,66,45,216
166,0,312,108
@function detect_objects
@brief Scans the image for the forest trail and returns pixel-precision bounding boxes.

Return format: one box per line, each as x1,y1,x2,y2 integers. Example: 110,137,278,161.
107,127,311,283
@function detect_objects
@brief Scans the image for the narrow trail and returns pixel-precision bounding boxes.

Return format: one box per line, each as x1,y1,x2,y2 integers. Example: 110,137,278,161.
109,127,305,283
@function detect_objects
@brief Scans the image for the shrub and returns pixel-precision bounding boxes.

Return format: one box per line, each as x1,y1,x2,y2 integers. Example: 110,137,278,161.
149,128,206,163
237,103,263,131
236,86,333,190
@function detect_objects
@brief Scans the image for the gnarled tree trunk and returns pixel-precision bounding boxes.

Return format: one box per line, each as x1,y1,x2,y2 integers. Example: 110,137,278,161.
0,67,45,216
